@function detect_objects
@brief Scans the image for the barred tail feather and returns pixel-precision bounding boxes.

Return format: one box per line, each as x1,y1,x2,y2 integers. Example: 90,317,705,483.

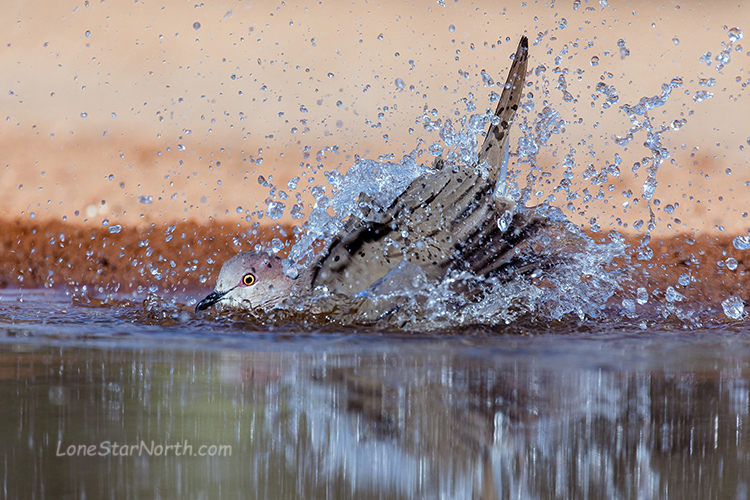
477,36,529,184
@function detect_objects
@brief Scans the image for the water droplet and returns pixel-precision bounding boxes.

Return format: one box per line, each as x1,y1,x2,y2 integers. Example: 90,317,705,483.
672,36,680,45
327,72,334,78
101,219,110,227
558,18,567,30
733,235,750,250
722,296,744,319
85,30,91,38
497,211,513,232
599,0,608,6
287,176,300,190
590,56,599,66
665,286,684,302
193,22,201,30
726,257,738,270
692,90,713,103
669,119,686,130
642,178,658,201
448,25,455,33
728,27,743,43
266,201,286,220
622,299,636,313
636,245,654,261
636,287,649,305
80,112,88,118
678,272,691,286
395,78,405,89
290,204,304,219
271,238,285,253
108,224,122,234
428,143,443,156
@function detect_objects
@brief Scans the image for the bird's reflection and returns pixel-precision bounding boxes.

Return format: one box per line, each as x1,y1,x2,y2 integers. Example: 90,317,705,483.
3,345,750,499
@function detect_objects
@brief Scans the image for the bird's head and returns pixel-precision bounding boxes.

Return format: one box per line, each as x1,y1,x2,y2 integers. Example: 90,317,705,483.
195,251,295,312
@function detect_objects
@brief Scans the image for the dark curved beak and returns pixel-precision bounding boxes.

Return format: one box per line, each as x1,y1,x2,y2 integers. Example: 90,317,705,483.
195,290,228,313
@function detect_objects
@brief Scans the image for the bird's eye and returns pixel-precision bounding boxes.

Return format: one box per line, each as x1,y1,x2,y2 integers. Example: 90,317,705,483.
242,273,256,286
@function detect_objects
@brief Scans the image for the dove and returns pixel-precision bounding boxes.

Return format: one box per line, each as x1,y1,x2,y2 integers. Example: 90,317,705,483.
195,36,573,314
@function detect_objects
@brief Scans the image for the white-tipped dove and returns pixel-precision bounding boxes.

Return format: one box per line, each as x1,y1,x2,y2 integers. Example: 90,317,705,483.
196,36,566,313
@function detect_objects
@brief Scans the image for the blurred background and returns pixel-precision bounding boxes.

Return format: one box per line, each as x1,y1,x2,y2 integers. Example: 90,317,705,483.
1,0,748,237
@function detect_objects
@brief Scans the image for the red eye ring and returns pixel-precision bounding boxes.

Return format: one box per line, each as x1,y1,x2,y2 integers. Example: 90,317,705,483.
242,273,256,286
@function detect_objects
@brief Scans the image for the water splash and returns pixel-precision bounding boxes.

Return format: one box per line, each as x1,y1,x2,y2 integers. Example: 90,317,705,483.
722,296,745,319
275,101,623,326
619,77,683,119
614,77,685,242
733,235,750,250
713,27,743,70
287,149,431,273
246,37,744,327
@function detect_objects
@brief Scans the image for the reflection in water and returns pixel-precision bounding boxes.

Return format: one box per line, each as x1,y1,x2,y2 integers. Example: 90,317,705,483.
1,331,749,499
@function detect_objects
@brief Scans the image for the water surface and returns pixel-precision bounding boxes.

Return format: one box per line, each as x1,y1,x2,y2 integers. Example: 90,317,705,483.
1,289,748,499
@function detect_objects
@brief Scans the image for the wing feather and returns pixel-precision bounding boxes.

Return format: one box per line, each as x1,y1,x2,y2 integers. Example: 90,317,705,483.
310,36,530,294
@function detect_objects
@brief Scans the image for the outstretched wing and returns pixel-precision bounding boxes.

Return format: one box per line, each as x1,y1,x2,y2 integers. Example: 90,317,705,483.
310,36,529,295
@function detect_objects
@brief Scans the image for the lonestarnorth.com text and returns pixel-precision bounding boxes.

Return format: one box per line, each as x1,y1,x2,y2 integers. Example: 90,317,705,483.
56,440,232,457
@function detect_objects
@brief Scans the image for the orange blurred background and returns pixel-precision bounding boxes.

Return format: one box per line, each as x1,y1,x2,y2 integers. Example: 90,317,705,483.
1,0,748,238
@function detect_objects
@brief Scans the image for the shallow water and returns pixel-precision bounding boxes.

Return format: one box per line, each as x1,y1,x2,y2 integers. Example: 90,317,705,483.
2,1,750,497
2,289,749,499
